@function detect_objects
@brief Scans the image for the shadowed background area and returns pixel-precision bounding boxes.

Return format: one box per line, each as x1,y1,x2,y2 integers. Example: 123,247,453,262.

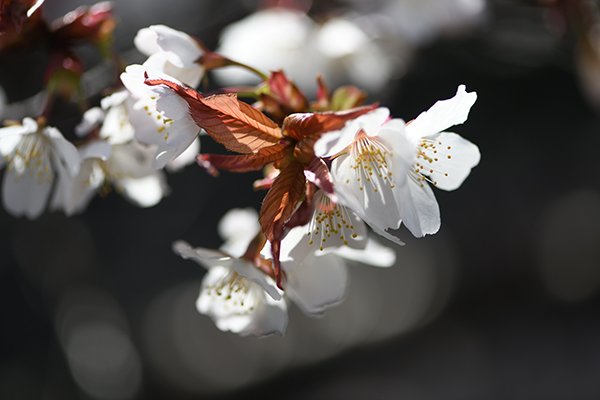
2,0,600,399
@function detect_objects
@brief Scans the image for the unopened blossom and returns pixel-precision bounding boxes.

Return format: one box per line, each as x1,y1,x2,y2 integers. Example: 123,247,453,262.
315,85,479,242
0,117,79,218
120,65,200,169
174,241,287,337
134,24,204,88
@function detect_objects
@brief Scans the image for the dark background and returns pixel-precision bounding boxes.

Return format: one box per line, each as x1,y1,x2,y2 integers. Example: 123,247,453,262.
2,0,600,399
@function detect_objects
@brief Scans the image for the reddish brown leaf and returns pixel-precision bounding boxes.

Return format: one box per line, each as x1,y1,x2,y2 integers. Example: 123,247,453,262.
197,142,290,173
259,161,305,242
145,78,282,154
282,104,378,141
266,70,308,112
304,158,334,196
284,182,316,231
312,74,330,111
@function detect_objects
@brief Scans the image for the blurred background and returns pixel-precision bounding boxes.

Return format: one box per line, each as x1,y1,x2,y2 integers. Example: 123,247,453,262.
2,0,600,399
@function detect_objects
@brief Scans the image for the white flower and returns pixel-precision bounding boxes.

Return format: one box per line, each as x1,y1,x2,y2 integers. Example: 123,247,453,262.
315,17,394,92
214,8,328,92
53,106,171,214
51,140,111,215
273,210,396,316
0,118,79,219
316,85,479,242
173,241,287,337
217,207,262,257
176,206,396,335
120,65,200,169
134,24,204,88
60,140,169,214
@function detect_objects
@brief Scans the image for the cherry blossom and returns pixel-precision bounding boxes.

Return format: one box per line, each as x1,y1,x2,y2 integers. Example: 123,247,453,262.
0,117,79,218
174,241,287,337
134,24,204,88
120,66,200,169
316,85,479,242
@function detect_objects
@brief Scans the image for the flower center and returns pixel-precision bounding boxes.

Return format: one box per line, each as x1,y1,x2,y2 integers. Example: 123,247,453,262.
206,271,257,312
348,134,395,192
308,194,359,251
6,133,52,183
412,138,451,187
143,98,174,141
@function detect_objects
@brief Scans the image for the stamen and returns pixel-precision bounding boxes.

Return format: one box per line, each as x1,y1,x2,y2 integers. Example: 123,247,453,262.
413,137,453,187
308,194,358,250
205,271,257,313
347,135,395,191
6,133,53,184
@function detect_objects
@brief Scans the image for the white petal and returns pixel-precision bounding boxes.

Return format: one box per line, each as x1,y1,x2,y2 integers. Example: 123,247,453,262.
0,118,38,166
405,85,477,143
278,224,310,262
396,179,440,238
2,159,52,219
120,64,154,100
357,107,390,136
134,27,161,56
100,103,135,144
163,62,203,88
79,141,111,161
422,131,480,191
0,127,26,168
173,241,233,270
314,125,355,158
284,252,347,316
53,159,104,216
239,295,287,336
148,25,202,67
107,142,154,179
75,107,105,137
141,52,170,73
231,259,282,301
26,0,45,17
376,118,414,187
317,17,368,58
139,36,204,86
165,137,200,172
114,172,168,207
100,90,129,110
121,64,183,101
332,236,396,267
44,127,80,176
218,207,259,240
151,91,200,169
331,152,402,235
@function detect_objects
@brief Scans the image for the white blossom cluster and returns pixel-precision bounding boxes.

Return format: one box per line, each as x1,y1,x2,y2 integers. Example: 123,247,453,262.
169,84,479,336
0,25,203,218
1,20,480,337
